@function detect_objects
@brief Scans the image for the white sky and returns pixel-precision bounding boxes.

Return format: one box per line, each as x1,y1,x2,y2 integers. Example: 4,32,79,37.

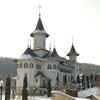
0,0,100,65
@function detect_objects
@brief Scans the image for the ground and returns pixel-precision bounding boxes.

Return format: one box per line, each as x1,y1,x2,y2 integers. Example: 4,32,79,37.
1,94,51,100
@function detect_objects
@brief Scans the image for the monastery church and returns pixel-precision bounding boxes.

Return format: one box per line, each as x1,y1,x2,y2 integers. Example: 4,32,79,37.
14,11,80,96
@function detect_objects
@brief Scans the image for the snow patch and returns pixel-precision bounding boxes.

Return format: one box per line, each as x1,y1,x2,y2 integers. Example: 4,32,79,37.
19,54,33,59
78,87,100,98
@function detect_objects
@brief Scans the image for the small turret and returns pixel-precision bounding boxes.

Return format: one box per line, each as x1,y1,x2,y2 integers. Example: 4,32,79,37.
67,44,79,61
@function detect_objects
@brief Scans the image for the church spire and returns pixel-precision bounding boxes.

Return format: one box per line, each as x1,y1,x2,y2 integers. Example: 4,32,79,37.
67,41,79,61
30,8,49,37
30,6,49,50
67,44,79,56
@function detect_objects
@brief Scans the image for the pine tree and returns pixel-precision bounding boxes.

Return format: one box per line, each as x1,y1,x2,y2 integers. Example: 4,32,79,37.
90,74,94,87
86,76,90,88
55,73,59,88
47,79,51,97
56,73,59,83
77,75,80,84
5,75,11,100
63,74,67,86
22,75,28,100
82,74,85,83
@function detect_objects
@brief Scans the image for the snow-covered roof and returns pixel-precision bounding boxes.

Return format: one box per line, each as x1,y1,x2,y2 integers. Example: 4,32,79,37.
19,54,33,59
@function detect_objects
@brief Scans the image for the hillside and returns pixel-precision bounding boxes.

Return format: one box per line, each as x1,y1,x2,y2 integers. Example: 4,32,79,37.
0,57,17,81
79,63,100,75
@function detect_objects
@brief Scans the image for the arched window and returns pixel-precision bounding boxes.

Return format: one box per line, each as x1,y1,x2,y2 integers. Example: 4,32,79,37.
68,76,70,82
64,69,66,73
58,65,60,70
60,68,63,72
39,65,41,69
20,63,23,68
24,63,28,68
69,70,71,73
47,64,52,69
36,64,41,69
66,69,68,73
53,64,56,69
30,63,34,68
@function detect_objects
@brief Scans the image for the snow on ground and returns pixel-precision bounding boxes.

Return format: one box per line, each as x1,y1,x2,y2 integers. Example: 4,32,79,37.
14,95,51,100
1,94,51,100
1,87,100,100
78,87,100,98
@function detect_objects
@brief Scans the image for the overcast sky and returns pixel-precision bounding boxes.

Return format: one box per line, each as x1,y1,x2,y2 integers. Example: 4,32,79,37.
0,0,100,65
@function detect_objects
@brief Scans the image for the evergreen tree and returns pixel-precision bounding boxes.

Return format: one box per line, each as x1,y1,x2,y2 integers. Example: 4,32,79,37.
56,73,59,83
63,74,67,86
82,74,85,83
86,76,90,88
90,74,94,87
55,73,59,88
47,79,51,97
77,75,80,84
5,75,11,100
94,74,98,82
90,74,93,82
22,75,28,100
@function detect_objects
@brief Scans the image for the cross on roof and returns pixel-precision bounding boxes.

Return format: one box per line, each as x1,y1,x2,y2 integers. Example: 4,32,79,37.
54,40,56,48
72,36,74,45
38,4,42,16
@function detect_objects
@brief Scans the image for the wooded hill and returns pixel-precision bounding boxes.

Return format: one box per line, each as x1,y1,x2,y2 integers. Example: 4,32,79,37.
0,57,17,81
79,63,100,76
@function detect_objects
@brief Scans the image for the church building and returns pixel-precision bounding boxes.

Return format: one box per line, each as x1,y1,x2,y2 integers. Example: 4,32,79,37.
14,11,80,96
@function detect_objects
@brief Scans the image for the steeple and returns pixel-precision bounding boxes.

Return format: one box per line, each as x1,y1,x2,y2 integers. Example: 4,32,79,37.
30,17,49,37
53,47,58,55
67,44,79,61
30,7,49,50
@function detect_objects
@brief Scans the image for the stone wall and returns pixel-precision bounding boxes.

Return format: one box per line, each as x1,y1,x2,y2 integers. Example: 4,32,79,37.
51,91,75,100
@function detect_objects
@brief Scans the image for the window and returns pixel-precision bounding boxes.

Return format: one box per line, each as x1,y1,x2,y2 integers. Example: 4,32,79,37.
36,79,38,82
58,65,60,70
69,70,71,73
36,64,41,69
47,64,52,69
30,63,34,68
60,68,63,72
76,68,78,71
66,69,68,73
20,63,23,68
63,69,66,73
24,73,27,77
68,70,71,73
68,76,70,82
53,64,56,69
24,63,28,68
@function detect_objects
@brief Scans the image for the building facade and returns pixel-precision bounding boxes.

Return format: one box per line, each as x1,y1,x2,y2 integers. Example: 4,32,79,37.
14,14,80,96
